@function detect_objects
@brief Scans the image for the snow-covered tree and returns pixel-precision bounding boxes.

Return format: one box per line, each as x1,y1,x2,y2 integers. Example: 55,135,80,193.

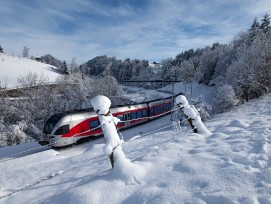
6,122,28,146
62,60,68,74
249,17,260,42
161,58,177,81
192,96,212,121
227,30,271,102
195,46,220,85
22,46,30,58
211,84,238,113
17,71,48,89
69,57,78,74
180,59,195,83
16,72,59,127
211,45,235,85
96,63,124,105
40,54,64,72
232,31,250,49
260,13,270,33
0,118,7,146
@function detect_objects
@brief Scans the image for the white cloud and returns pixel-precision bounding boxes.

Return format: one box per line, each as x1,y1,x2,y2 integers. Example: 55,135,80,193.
1,0,271,63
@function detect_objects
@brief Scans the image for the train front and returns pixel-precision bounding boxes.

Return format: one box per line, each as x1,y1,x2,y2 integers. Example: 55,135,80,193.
40,113,73,147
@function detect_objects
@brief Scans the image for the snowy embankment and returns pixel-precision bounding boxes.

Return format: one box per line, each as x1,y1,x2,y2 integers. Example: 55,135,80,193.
0,142,50,160
1,93,271,203
0,53,61,88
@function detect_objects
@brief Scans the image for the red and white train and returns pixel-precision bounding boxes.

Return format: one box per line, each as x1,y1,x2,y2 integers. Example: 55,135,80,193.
40,96,174,147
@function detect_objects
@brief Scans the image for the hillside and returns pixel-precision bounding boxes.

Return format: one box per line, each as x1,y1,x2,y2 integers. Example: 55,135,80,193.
0,53,62,89
0,92,270,203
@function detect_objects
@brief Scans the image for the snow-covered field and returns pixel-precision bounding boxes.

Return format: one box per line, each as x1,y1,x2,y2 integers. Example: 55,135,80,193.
0,53,61,88
0,91,271,203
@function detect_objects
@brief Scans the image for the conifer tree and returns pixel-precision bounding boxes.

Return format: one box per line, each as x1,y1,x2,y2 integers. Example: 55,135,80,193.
260,13,270,33
62,60,68,74
249,17,260,41
0,45,3,53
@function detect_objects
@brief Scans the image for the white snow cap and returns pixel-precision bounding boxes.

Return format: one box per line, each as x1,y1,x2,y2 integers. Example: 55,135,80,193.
91,95,111,115
175,95,189,106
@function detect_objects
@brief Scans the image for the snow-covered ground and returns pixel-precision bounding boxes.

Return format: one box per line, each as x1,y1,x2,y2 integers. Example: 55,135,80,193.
123,82,213,104
0,53,61,88
1,91,271,203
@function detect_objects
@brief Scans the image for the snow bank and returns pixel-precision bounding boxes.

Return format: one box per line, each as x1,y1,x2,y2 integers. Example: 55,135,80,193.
0,53,61,88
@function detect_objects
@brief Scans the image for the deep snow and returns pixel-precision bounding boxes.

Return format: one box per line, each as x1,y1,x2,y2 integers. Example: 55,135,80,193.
0,91,271,203
0,53,61,88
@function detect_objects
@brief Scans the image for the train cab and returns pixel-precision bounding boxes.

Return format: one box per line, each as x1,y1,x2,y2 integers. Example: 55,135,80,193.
41,113,73,147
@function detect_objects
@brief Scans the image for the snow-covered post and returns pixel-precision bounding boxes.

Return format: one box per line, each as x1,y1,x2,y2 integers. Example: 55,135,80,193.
90,95,123,168
175,95,211,136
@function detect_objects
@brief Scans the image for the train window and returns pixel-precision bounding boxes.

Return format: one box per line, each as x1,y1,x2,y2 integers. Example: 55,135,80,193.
155,107,159,114
157,107,160,114
90,120,99,128
43,113,65,134
117,115,124,121
138,111,142,118
150,108,154,115
131,112,137,120
54,125,69,135
142,110,147,117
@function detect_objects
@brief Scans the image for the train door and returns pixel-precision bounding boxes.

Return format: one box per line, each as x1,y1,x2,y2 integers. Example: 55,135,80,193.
123,112,131,127
68,115,75,144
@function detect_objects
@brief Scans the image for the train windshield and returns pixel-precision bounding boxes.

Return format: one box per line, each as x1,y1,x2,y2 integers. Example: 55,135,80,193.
43,113,65,134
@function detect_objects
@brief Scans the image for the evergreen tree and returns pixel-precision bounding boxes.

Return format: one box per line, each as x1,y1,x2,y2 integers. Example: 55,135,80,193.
260,13,270,33
249,17,260,41
40,54,63,69
0,45,3,53
62,60,68,74
195,47,219,85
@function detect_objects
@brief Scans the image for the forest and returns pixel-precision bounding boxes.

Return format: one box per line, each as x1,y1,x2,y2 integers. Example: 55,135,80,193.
0,13,270,146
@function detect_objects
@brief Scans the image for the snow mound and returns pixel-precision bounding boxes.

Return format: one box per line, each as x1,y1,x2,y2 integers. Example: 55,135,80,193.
0,53,61,88
228,119,250,128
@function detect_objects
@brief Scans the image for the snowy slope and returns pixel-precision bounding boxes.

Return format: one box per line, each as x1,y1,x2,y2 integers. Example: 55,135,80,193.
1,93,271,203
0,53,61,88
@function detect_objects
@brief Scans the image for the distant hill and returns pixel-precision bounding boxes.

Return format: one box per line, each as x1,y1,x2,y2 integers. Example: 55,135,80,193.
0,53,62,89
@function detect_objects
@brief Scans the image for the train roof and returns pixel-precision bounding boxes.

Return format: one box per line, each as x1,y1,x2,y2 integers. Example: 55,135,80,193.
50,92,184,117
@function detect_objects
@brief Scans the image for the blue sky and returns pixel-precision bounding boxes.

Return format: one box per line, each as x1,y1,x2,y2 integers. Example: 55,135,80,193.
0,0,270,64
